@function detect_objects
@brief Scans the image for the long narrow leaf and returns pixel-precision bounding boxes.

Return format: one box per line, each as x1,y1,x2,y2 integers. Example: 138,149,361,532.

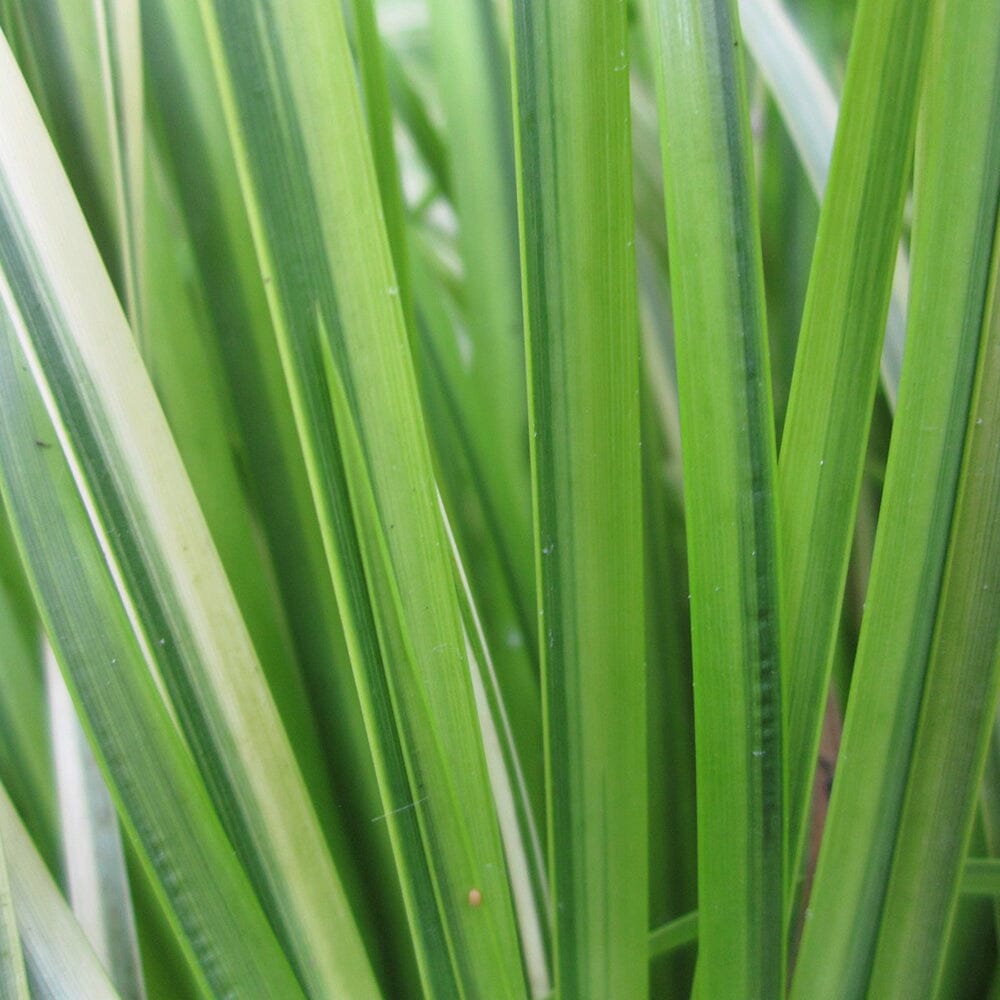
89,0,143,336
347,0,413,316
411,2,542,816
406,234,545,829
509,2,647,996
0,783,117,1000
140,138,345,863
646,1,784,995
0,38,375,998
0,219,308,1000
865,79,1000,988
3,0,143,334
424,0,532,626
14,6,337,872
0,804,28,1000
791,0,996,991
193,2,527,994
350,2,545,856
139,14,397,959
439,492,551,997
46,646,145,1000
777,0,931,899
318,330,527,996
737,0,910,408
0,510,57,872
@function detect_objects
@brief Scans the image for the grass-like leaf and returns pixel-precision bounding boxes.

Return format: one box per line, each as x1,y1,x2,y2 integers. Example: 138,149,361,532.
139,9,392,923
0,783,118,1000
0,799,29,1000
777,0,931,904
646,1,784,995
0,511,56,874
194,2,527,994
864,51,1000,981
46,645,145,1000
2,0,998,994
510,2,647,995
0,37,374,997
88,0,143,337
440,492,551,996
2,0,143,335
424,0,532,628
791,0,997,991
318,326,528,996
869,263,1000,993
738,0,910,408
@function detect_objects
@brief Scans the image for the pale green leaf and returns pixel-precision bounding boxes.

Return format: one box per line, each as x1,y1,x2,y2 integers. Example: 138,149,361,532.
0,36,374,998
1,781,118,1000
46,645,145,1000
0,800,28,1000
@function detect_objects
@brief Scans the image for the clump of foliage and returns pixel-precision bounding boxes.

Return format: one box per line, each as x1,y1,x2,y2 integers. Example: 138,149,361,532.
0,0,998,997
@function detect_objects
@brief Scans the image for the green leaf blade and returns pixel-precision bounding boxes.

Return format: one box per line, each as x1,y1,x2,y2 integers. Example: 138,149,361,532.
862,20,1000,976
0,800,29,1000
777,0,932,902
790,0,997,992
0,783,117,1000
0,510,58,875
737,0,910,409
46,647,146,1000
510,3,647,996
194,2,528,994
139,16,395,952
646,1,784,995
424,0,532,619
0,37,376,999
0,340,301,999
